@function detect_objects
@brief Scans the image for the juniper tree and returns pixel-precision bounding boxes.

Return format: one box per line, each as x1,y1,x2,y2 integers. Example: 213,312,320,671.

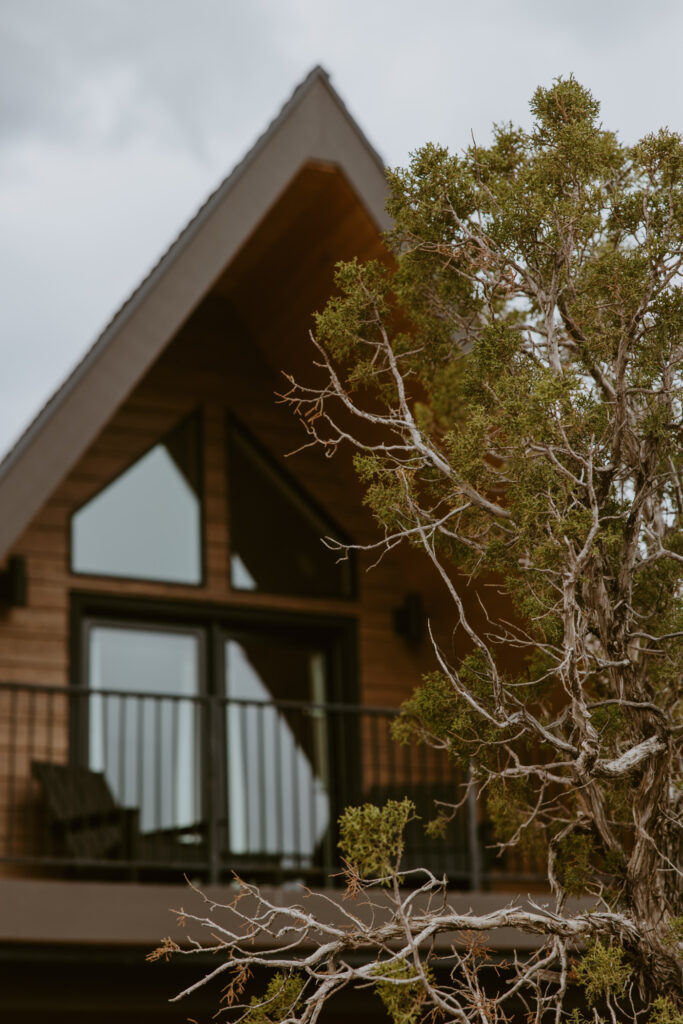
159,77,683,1022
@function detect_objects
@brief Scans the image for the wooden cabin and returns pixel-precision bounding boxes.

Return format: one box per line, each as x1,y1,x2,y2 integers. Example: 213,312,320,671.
0,68,539,1022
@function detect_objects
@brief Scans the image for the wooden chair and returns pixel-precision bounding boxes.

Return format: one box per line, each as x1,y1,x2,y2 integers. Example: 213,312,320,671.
31,761,139,862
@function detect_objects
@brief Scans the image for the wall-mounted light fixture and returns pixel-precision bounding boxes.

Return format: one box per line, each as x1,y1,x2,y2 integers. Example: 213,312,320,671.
0,556,27,607
393,592,423,647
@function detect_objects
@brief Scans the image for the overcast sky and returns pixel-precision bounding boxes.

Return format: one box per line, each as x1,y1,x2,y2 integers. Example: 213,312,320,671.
1,0,681,459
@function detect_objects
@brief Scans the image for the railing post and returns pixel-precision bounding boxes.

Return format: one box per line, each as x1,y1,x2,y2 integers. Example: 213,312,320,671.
207,694,220,885
466,764,482,891
7,688,17,857
320,705,335,885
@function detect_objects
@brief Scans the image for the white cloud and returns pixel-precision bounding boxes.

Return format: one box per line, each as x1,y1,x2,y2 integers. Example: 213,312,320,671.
0,0,682,455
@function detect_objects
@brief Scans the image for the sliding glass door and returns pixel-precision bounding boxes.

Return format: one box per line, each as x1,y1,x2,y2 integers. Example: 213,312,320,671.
79,608,350,874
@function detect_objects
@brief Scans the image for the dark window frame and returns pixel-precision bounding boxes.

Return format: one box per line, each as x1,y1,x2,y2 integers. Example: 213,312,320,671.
70,591,359,703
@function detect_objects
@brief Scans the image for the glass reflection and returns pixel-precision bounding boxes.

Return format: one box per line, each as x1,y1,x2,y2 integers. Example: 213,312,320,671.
88,624,201,833
224,636,330,865
72,414,202,584
228,425,352,598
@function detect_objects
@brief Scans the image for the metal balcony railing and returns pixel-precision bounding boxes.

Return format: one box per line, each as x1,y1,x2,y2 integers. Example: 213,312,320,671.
0,681,542,887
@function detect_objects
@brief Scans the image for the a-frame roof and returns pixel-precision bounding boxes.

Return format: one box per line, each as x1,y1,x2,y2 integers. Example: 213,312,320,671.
0,66,389,561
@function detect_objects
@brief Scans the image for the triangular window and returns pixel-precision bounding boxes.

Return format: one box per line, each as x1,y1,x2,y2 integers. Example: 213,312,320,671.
71,413,202,584
227,423,353,599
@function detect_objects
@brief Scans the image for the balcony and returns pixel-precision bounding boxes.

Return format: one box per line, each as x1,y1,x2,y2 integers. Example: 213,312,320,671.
0,681,541,888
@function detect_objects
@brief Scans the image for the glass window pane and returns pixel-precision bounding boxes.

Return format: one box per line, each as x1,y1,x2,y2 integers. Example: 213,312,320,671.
224,635,330,865
227,425,352,598
88,624,201,833
72,414,202,584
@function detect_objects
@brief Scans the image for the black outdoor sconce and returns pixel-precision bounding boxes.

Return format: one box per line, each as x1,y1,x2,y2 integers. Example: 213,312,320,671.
0,555,27,607
393,591,424,647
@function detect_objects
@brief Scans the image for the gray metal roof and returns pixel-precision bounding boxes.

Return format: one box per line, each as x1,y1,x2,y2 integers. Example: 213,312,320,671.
0,66,389,560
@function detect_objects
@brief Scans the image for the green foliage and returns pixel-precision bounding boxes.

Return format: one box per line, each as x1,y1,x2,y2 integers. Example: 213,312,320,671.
372,959,431,1024
393,660,505,767
354,452,411,535
485,776,543,856
289,74,683,1017
243,973,305,1024
424,810,450,840
553,833,597,898
392,671,459,745
314,259,391,368
575,942,631,1006
664,916,683,949
332,77,683,641
313,72,682,839
338,799,416,878
568,1010,595,1024
649,997,683,1024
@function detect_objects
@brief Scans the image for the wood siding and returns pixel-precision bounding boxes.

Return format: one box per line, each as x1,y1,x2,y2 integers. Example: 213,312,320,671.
0,166,464,866
0,164,522,876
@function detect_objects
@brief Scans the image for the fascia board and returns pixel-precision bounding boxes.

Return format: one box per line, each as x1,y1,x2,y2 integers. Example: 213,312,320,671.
0,70,389,560
0,878,559,950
